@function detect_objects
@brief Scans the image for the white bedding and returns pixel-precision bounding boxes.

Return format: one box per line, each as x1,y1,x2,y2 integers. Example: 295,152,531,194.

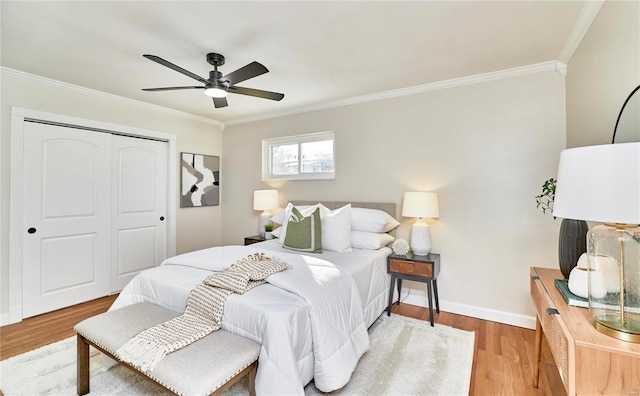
111,241,391,395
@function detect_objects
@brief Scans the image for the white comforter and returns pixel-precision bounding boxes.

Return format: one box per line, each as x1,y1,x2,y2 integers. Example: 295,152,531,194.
111,245,370,395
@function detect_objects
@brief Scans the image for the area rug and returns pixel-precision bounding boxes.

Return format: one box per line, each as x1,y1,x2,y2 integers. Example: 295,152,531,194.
0,314,475,395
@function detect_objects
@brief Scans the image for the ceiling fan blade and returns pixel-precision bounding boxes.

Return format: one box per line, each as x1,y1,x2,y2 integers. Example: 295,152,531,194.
143,54,208,84
222,62,268,86
142,86,204,91
228,86,284,101
213,96,228,108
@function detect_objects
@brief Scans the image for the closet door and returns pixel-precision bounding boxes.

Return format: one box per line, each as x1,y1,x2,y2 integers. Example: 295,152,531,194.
111,135,167,292
22,122,112,318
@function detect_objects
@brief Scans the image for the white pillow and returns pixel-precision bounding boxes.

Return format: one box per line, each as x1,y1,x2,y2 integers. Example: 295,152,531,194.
278,203,352,252
320,204,352,252
351,231,395,250
351,207,399,233
271,226,282,238
270,211,284,225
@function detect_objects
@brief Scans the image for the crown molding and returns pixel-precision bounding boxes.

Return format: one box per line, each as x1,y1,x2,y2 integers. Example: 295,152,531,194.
557,1,604,64
224,61,560,126
1,67,223,127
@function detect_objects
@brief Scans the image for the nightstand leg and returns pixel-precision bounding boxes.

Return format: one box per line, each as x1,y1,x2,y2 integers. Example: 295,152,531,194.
396,279,403,305
387,274,396,316
433,279,440,313
426,281,434,327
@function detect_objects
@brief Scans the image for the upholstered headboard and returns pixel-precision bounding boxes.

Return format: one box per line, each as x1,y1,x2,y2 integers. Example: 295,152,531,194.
290,201,396,219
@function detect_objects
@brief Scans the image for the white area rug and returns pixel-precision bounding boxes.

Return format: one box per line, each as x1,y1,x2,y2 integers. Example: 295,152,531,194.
0,314,475,395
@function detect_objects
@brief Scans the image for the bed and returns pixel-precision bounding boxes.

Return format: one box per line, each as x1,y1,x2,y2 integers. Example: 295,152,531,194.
110,201,397,395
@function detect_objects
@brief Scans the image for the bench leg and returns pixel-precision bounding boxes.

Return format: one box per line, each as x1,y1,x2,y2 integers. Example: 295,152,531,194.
247,362,257,396
77,334,90,395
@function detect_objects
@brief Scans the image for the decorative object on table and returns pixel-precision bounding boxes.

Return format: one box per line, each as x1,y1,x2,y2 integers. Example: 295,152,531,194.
535,177,588,279
558,218,588,279
253,190,279,237
264,223,274,239
401,192,439,256
553,141,640,343
392,239,410,256
567,257,588,298
180,153,220,207
555,278,588,308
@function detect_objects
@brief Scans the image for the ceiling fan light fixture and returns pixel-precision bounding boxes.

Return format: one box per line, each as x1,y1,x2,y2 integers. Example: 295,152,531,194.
204,86,227,98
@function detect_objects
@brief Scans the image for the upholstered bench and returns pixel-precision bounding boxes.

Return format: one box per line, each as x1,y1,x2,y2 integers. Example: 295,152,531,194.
74,302,260,396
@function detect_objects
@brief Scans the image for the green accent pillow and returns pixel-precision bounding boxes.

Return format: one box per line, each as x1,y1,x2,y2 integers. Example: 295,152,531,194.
283,207,322,253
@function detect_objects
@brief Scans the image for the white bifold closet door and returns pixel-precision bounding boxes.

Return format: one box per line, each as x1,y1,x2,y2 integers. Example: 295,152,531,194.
111,135,167,292
22,122,167,318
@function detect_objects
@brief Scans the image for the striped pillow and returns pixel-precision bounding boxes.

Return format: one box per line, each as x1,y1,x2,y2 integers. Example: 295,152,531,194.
283,207,322,253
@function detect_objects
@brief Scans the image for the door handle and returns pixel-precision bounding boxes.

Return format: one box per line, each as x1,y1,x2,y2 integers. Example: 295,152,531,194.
160,216,165,221
27,227,37,234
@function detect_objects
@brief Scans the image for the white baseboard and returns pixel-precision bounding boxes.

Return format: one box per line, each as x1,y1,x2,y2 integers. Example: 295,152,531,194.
402,293,536,330
1,305,23,327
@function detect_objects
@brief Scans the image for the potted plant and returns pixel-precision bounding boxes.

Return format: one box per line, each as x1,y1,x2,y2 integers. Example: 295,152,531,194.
535,178,556,215
536,177,588,279
264,223,274,239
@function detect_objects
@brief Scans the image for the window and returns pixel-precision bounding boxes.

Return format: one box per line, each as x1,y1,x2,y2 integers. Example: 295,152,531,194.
262,132,335,180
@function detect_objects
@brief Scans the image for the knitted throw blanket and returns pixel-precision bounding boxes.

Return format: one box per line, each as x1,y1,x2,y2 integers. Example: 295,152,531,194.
116,253,290,372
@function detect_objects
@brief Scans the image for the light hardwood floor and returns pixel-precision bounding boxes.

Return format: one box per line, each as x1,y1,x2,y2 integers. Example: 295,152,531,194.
0,296,559,395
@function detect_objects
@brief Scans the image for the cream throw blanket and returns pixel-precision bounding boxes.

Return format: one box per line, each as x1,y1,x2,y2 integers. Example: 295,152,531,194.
116,253,289,372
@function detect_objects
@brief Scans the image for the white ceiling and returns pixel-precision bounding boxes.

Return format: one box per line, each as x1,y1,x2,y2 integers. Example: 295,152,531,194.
1,1,590,125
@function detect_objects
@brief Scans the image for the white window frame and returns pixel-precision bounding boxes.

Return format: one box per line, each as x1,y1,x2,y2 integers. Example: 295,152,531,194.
262,131,335,181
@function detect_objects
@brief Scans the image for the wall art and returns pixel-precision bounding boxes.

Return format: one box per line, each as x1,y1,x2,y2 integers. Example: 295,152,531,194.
180,152,219,207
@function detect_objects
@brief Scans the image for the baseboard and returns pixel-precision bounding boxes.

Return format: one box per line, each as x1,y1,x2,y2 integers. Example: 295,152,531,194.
1,305,23,327
402,293,536,330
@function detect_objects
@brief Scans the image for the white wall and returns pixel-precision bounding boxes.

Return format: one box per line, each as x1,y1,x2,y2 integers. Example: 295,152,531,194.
222,70,566,328
0,70,223,322
566,0,640,147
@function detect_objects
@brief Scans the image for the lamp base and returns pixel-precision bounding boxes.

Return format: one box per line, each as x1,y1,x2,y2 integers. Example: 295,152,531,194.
410,219,432,256
595,318,640,343
258,211,272,237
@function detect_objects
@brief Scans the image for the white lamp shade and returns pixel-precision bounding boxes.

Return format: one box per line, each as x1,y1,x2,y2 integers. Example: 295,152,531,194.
253,190,279,211
402,192,439,219
552,142,640,224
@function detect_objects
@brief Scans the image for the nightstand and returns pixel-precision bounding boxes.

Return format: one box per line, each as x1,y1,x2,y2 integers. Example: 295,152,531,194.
244,235,266,245
387,252,440,326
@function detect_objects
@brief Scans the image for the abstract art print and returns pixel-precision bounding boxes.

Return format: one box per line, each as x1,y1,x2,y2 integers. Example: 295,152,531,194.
180,153,220,207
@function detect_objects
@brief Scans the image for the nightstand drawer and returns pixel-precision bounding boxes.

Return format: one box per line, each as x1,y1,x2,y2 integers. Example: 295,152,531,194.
389,259,433,277
544,306,570,393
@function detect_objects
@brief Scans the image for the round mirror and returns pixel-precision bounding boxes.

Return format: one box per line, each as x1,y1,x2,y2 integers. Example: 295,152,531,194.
612,85,640,143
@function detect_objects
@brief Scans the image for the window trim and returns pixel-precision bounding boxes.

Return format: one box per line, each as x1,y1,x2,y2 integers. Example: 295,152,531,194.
262,131,335,181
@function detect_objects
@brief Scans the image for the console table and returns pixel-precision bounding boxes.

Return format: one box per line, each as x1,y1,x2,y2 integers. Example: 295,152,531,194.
530,267,640,395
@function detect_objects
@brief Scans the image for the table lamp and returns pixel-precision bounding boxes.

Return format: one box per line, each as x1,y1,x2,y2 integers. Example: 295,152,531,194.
402,192,439,256
253,190,279,237
553,142,640,342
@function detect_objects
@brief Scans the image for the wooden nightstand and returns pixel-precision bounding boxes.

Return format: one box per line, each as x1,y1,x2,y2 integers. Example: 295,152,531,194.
387,252,440,326
244,235,266,245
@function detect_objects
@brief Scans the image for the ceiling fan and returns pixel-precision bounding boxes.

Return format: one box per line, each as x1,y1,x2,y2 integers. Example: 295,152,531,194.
142,53,284,108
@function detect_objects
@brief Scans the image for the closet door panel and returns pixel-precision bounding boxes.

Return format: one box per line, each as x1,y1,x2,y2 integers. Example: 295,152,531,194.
112,135,167,292
22,122,111,318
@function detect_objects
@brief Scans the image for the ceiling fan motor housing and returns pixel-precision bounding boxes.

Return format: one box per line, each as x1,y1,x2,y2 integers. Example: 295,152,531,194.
207,53,225,67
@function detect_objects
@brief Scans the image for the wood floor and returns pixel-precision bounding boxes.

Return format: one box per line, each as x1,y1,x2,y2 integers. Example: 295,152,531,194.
0,296,559,395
